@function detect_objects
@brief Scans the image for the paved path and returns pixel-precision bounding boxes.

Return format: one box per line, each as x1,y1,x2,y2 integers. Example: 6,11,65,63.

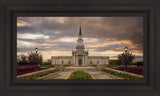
41,66,121,79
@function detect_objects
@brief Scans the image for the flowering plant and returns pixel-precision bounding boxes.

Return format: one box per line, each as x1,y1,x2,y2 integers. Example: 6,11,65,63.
17,69,59,79
17,65,41,71
118,65,143,75
68,71,93,79
102,69,143,80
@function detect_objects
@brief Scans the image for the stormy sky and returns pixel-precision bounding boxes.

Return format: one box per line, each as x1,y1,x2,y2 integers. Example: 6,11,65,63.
17,17,143,61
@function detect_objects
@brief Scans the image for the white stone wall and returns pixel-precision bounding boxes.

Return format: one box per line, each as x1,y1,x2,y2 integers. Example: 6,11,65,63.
51,56,72,65
51,56,109,66
88,56,109,65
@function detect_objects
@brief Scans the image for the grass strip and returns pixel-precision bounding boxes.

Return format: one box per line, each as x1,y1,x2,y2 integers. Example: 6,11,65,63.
18,69,59,80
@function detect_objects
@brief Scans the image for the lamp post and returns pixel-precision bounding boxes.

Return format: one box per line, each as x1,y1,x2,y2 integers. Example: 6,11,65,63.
35,48,38,70
124,46,128,71
124,46,128,54
35,48,38,53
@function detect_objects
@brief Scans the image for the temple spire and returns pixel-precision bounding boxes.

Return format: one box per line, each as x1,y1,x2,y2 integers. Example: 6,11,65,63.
79,21,82,35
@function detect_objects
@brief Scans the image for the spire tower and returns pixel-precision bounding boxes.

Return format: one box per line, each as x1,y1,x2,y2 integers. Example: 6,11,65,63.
76,21,84,49
79,21,82,35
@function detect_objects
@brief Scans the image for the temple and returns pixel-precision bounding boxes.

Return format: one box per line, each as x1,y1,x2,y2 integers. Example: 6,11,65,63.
51,22,109,66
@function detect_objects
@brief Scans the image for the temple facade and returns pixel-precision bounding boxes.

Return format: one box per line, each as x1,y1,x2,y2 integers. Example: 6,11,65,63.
51,23,109,66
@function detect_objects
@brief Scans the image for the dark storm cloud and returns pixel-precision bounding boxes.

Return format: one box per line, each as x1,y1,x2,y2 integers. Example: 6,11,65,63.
93,43,127,52
17,17,80,39
84,17,143,44
17,17,143,59
17,38,76,52
17,17,143,44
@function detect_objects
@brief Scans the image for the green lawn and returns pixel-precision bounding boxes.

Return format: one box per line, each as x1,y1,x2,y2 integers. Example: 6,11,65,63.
106,64,137,68
17,64,55,68
102,69,143,80
40,65,55,67
18,69,59,80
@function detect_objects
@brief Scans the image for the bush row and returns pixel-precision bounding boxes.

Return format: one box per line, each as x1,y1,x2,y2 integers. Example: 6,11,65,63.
118,65,143,75
18,69,59,79
109,60,143,66
102,69,143,80
17,65,41,71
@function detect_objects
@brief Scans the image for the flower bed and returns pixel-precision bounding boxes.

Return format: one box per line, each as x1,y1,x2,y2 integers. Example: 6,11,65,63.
17,65,41,71
67,71,93,79
17,65,44,75
118,65,143,75
102,69,143,80
17,69,59,80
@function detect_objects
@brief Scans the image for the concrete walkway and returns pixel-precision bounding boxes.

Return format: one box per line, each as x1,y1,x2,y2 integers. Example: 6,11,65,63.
41,66,122,79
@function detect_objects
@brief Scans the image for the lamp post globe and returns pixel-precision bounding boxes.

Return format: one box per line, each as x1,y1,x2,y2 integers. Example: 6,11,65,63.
35,48,38,70
35,48,38,53
124,46,128,53
124,46,128,71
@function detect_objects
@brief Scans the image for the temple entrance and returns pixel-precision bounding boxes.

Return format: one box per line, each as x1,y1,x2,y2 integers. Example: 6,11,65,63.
78,59,82,65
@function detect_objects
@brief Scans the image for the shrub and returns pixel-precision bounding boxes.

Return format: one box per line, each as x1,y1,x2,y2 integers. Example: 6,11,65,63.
118,65,143,75
137,62,143,66
118,52,135,71
17,55,30,65
40,62,52,65
17,65,41,71
18,69,59,79
109,60,120,65
102,69,143,80
28,52,42,65
106,65,118,67
40,59,52,65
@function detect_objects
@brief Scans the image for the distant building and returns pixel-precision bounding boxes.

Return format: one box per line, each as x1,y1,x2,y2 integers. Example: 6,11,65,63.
51,23,109,66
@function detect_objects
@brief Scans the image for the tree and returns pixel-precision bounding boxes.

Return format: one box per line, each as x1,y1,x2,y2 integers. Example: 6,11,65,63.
28,52,42,67
18,55,28,65
17,55,21,63
118,52,135,71
109,60,120,65
21,55,27,62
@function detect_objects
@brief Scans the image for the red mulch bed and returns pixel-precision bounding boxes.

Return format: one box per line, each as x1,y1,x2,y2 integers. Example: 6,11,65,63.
17,67,49,75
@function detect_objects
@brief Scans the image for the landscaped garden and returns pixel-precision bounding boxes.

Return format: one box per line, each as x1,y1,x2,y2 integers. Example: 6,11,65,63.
17,52,56,75
104,51,143,76
17,69,59,80
102,69,143,80
17,65,44,75
117,65,143,75
67,71,93,79
106,61,143,75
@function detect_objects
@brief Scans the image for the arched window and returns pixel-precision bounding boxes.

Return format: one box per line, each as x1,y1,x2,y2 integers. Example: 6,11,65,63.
90,61,92,64
62,61,64,64
68,61,70,64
